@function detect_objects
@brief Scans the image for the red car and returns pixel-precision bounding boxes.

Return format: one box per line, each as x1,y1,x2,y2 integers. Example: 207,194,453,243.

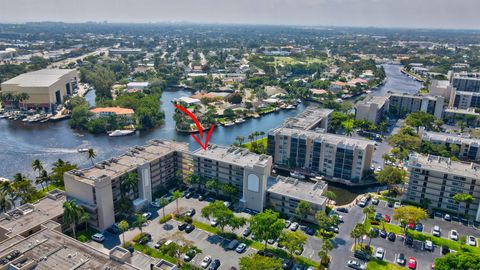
384,214,391,223
408,257,417,269
407,222,415,229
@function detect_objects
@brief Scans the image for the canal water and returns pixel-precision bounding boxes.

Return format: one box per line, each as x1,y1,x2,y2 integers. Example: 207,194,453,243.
0,64,421,204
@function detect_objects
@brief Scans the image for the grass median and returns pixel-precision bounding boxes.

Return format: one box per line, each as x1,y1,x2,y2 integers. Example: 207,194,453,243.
366,259,404,270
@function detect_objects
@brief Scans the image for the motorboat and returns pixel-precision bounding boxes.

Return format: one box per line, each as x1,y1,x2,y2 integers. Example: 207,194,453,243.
290,171,306,180
77,148,89,153
108,130,135,137
235,118,246,124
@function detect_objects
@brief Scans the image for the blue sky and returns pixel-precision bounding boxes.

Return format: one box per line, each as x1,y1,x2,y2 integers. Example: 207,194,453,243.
2,0,479,29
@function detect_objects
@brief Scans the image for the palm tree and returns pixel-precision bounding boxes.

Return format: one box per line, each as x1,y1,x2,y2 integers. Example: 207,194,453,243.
160,197,169,219
0,190,14,213
86,148,96,166
120,172,138,197
133,214,146,233
319,238,333,266
31,159,44,178
362,205,375,218
35,169,49,190
172,190,183,214
78,208,90,232
235,136,245,146
118,220,129,245
367,227,378,248
17,93,29,109
63,199,82,239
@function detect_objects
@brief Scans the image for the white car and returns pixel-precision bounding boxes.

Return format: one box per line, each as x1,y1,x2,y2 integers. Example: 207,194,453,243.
210,218,218,227
358,199,367,207
142,212,152,220
375,247,385,260
201,256,212,268
432,226,441,237
371,198,379,205
424,240,433,251
449,230,459,241
290,222,299,231
468,236,477,247
91,233,105,242
394,202,401,208
150,200,160,207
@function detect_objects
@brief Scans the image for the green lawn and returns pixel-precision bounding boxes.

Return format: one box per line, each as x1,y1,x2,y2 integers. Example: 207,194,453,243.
242,137,267,151
367,259,404,270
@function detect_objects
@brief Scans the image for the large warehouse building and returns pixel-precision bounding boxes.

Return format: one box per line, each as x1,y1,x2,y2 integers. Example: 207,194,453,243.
1,68,78,112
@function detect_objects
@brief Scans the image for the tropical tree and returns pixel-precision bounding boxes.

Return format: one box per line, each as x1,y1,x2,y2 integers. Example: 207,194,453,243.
118,220,129,245
120,171,138,197
0,190,14,213
133,214,147,233
172,190,183,214
367,227,379,247
205,179,220,196
159,197,169,219
393,205,428,234
250,209,285,250
434,251,480,270
278,231,307,258
220,183,238,201
342,119,354,136
63,199,83,238
239,254,282,270
201,201,246,233
86,148,96,166
78,208,90,231
31,159,44,179
376,166,406,193
363,205,376,217
295,200,312,222
350,223,366,249
51,159,77,185
405,112,436,133
11,173,36,203
318,238,334,266
35,169,50,190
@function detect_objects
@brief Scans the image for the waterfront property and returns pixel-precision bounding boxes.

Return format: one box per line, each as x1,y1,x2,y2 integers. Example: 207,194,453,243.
450,71,480,92
191,144,272,212
405,153,480,221
451,91,480,109
428,79,455,100
64,139,189,230
280,106,333,131
354,95,389,125
89,106,135,124
387,91,445,118
421,131,480,162
0,68,78,112
267,128,375,185
267,176,327,224
0,189,65,242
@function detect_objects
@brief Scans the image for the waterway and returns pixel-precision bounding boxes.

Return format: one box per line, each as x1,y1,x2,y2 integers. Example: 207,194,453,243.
0,64,421,204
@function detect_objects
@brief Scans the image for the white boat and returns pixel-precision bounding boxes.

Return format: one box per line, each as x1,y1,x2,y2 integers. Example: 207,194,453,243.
297,99,302,103
108,130,135,137
235,118,246,124
223,122,235,127
77,148,89,153
286,105,295,109
290,171,306,180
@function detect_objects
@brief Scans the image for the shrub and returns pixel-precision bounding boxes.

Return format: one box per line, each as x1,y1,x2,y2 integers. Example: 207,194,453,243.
132,233,145,243
159,214,173,224
77,235,88,242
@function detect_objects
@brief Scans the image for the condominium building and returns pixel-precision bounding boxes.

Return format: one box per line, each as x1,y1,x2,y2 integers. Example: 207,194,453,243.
451,91,480,109
443,108,479,126
429,80,455,100
281,106,333,131
191,144,272,212
267,176,327,224
405,154,480,221
387,91,444,118
267,128,375,185
421,131,480,162
0,69,78,112
0,189,65,242
355,96,390,125
450,72,480,92
64,140,188,230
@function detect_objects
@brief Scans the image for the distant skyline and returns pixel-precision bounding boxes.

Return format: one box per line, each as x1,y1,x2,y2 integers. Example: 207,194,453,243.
2,0,480,30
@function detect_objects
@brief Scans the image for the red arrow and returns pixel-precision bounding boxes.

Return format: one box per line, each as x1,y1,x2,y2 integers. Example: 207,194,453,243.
174,104,215,150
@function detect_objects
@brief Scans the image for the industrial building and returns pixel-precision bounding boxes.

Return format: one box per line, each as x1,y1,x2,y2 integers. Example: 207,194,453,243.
267,128,375,185
405,153,480,221
0,69,78,112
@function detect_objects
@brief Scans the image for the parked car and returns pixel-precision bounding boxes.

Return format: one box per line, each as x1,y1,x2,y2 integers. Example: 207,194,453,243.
396,253,406,265
375,213,382,221
208,259,221,270
185,224,195,233
347,259,365,270
243,227,251,237
178,222,188,231
449,230,459,241
371,197,379,205
424,240,433,251
444,214,451,221
328,226,339,233
154,238,167,249
138,233,152,245
284,220,292,228
353,250,370,261
408,257,417,269
306,227,316,235
210,218,218,227
468,236,477,247
388,232,396,242
185,192,193,199
387,200,394,208
441,246,450,255
407,223,415,230
394,202,401,208
384,214,391,223
282,259,294,270
375,247,384,260
358,199,367,207
267,238,276,245
379,230,387,238
150,200,161,208
415,223,423,232
371,228,379,235
405,235,413,246
227,240,239,250
257,249,274,257
432,226,441,237
294,245,304,256
236,243,247,253
337,207,349,213
183,249,196,262
91,233,105,242
185,208,196,217
107,224,121,234
290,222,299,231
201,256,212,268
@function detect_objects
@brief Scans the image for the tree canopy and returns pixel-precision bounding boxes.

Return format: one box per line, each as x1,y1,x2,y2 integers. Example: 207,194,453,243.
249,209,285,249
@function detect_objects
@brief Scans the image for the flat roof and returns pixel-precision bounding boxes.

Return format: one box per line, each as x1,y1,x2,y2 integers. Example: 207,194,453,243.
192,144,271,168
408,153,480,178
1,68,76,87
444,108,480,116
90,107,134,115
281,106,333,130
0,228,140,270
0,191,65,238
267,176,327,205
67,140,188,185
356,95,388,108
421,131,480,146
387,91,441,101
269,127,375,149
